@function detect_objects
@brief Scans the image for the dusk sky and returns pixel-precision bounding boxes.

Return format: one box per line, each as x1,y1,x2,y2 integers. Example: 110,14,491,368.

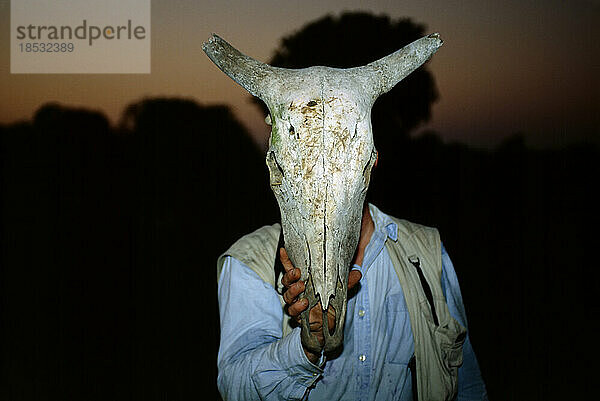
1,0,597,149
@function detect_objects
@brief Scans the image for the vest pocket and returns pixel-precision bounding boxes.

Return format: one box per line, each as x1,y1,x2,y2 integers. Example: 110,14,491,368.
432,321,467,395
435,320,466,369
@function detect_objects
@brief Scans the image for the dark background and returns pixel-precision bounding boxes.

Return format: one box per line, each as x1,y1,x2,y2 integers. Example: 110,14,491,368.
1,12,598,401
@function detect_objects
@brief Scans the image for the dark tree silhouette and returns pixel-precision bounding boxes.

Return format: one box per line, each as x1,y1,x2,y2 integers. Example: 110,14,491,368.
115,98,276,401
253,12,439,140
0,99,278,401
250,12,442,218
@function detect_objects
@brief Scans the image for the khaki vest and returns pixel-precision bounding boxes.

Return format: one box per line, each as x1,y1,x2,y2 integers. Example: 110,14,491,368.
217,218,466,401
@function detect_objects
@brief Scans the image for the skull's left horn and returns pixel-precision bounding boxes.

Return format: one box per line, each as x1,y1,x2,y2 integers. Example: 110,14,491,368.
355,33,444,103
202,34,289,104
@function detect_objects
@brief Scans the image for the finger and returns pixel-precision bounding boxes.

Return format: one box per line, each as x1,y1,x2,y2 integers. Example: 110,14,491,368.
326,304,337,318
348,269,362,290
327,310,336,332
281,267,300,288
283,281,305,305
287,298,309,317
280,248,301,288
309,321,323,332
308,303,325,326
279,248,294,273
309,311,323,331
321,303,336,330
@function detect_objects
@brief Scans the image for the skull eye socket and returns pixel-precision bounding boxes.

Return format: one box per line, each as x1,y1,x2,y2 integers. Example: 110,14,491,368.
288,123,299,139
266,151,284,186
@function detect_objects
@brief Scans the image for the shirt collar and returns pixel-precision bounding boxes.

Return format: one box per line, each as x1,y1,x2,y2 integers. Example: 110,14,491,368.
352,203,398,273
367,203,398,242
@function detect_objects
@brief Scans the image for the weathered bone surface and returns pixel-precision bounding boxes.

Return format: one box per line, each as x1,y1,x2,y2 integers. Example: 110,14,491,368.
203,33,443,353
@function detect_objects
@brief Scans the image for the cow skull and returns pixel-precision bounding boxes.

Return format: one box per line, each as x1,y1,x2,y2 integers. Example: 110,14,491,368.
203,33,443,353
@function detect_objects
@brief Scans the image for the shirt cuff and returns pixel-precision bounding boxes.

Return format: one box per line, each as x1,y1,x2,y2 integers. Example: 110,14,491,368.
250,328,324,400
288,327,324,384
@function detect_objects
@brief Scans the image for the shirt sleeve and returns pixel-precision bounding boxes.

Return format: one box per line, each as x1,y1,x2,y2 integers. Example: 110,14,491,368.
217,256,323,401
440,243,489,401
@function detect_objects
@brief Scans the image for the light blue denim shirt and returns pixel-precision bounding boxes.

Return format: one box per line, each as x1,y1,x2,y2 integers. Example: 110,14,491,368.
217,205,488,400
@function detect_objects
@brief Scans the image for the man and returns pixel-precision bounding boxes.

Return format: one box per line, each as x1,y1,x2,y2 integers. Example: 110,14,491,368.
217,201,488,400
205,32,488,401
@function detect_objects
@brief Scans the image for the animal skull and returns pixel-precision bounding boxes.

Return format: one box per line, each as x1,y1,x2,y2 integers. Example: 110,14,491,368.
203,33,443,353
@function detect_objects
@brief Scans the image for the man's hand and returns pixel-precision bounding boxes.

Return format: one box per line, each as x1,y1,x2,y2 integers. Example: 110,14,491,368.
279,247,362,364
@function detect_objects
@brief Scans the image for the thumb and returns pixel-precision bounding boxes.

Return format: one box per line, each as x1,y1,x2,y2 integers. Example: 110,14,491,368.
347,270,362,290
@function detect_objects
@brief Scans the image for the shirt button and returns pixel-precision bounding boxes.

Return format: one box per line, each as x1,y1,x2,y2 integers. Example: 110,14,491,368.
358,309,366,317
313,373,318,376
359,354,366,362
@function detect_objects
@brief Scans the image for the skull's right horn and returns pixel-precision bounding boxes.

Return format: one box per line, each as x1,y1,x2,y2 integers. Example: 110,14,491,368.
354,33,444,103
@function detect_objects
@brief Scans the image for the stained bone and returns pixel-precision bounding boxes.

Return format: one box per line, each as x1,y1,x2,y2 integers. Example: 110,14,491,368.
204,33,443,353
